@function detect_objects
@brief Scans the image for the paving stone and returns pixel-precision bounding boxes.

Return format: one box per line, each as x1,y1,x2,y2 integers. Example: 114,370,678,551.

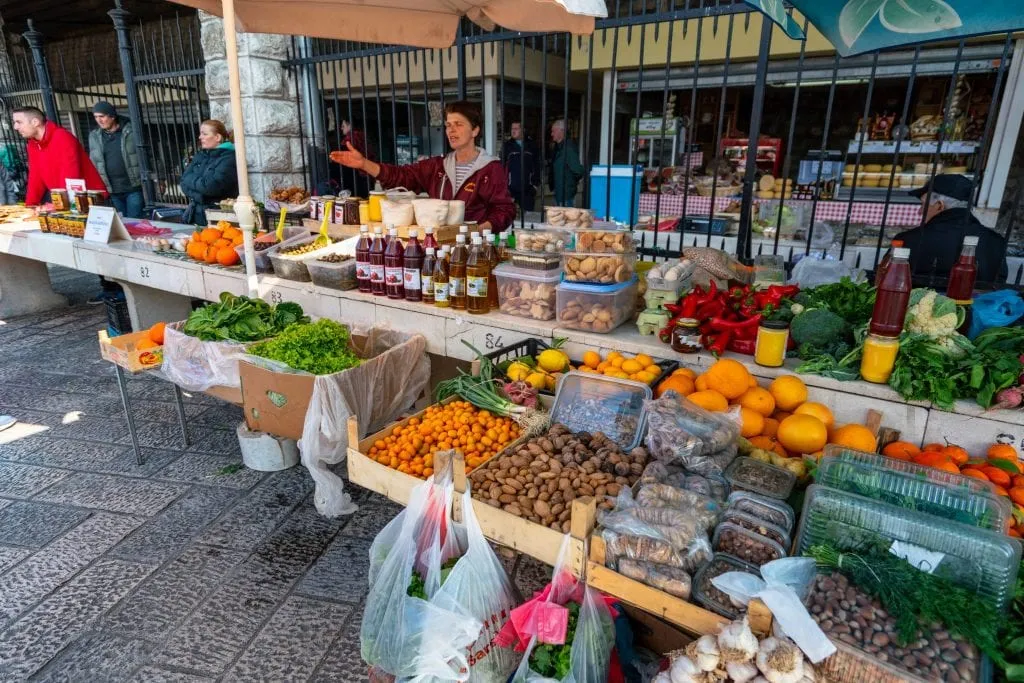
102,545,248,639
113,399,208,425
0,558,155,679
30,631,156,683
33,472,187,516
50,416,130,443
127,667,216,683
185,425,243,456
196,467,314,550
0,545,30,573
309,606,369,683
0,513,144,625
191,404,245,429
113,420,239,453
295,535,371,603
0,497,12,510
222,596,351,683
0,432,50,460
0,461,69,498
18,391,122,419
0,502,91,547
341,497,404,540
3,439,181,478
109,485,243,564
155,453,264,490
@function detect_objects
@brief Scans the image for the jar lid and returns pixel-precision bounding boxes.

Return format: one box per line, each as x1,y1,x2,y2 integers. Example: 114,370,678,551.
676,317,700,327
866,333,900,343
760,320,789,330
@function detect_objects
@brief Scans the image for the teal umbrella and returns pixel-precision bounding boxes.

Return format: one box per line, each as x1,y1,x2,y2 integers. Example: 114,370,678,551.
744,0,1024,56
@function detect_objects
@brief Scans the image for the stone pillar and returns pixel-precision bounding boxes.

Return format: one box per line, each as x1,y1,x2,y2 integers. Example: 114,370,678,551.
199,12,305,202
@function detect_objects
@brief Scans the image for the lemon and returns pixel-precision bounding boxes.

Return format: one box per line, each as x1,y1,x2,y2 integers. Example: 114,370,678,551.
621,359,643,374
635,370,657,384
635,353,654,367
525,372,548,390
537,348,570,373
506,361,532,382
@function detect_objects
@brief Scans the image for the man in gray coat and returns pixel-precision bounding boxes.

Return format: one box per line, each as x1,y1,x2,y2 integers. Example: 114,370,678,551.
89,101,143,218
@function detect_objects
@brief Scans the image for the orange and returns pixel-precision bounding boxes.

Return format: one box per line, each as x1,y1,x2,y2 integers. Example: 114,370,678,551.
912,451,960,474
655,374,694,398
222,227,241,240
135,338,158,350
829,424,878,453
217,246,240,266
772,410,792,422
777,414,828,455
941,444,970,467
232,235,244,247
621,359,643,374
596,361,609,373
148,322,166,345
989,443,1019,462
748,374,758,388
672,367,698,380
200,227,223,243
582,351,601,369
882,441,920,461
705,359,752,400
213,238,231,250
960,468,990,482
204,246,219,263
761,417,780,439
980,466,1012,488
736,387,776,417
191,230,203,242
769,375,808,412
695,374,709,392
750,435,789,459
609,356,624,369
922,442,946,452
738,407,765,438
795,402,835,430
686,390,729,412
635,353,654,367
635,370,657,384
188,242,208,262
1010,487,1024,507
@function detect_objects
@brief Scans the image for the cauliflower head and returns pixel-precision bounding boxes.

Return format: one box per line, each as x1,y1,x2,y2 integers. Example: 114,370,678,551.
905,290,960,338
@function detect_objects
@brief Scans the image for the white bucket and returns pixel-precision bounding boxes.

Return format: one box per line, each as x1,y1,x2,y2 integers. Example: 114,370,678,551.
236,422,300,471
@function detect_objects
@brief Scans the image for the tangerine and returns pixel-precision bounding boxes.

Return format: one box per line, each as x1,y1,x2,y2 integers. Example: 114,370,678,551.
655,374,695,398
777,414,828,455
217,246,240,266
829,424,878,453
912,451,960,473
882,441,920,460
204,246,219,263
738,407,765,438
582,351,601,369
941,444,970,467
135,338,158,350
695,374,709,391
736,387,776,417
922,442,946,452
686,390,729,412
761,417,780,439
749,435,789,459
621,359,643,374
705,359,752,400
980,466,1012,487
769,375,808,411
200,227,223,243
960,468,990,482
989,443,1019,461
672,367,698,380
148,322,166,345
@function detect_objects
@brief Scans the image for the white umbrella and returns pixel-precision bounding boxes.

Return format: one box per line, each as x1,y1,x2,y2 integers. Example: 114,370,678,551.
171,0,606,296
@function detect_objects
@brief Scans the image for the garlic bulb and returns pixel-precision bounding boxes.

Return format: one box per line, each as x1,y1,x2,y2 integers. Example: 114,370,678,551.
686,635,721,672
756,637,804,683
726,660,759,683
718,616,758,663
670,656,702,683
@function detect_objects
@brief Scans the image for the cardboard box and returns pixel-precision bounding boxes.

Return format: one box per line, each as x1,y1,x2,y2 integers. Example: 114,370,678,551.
97,329,163,373
239,361,314,440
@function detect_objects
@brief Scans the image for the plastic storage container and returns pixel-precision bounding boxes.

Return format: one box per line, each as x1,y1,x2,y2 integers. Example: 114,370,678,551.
510,250,561,271
796,484,1022,609
817,454,1010,531
544,205,594,228
266,235,335,281
644,258,696,291
556,279,638,334
822,445,1001,497
720,509,791,548
563,251,636,284
240,228,309,273
693,553,762,619
726,491,795,533
571,227,635,254
307,255,358,291
514,228,572,254
724,457,797,500
493,263,560,321
712,521,787,566
549,372,650,451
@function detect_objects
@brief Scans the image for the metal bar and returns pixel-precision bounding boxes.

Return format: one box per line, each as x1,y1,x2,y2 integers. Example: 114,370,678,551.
22,20,58,122
651,0,677,256
805,56,841,256
603,3,620,221
110,0,156,206
736,16,773,262
628,11,647,228
707,14,735,248
172,383,190,448
114,365,143,466
456,23,467,101
840,51,880,261
773,16,809,257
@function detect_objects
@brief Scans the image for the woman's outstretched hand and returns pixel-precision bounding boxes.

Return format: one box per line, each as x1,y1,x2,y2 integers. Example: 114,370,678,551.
330,141,365,169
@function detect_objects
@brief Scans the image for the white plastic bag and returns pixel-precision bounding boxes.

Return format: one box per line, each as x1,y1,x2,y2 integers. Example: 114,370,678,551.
788,254,863,288
160,321,250,391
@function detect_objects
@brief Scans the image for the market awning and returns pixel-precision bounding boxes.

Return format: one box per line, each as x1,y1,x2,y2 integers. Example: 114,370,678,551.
743,0,1024,57
172,0,605,48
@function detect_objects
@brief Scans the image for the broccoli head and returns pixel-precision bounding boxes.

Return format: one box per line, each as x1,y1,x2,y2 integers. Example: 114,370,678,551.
790,308,850,348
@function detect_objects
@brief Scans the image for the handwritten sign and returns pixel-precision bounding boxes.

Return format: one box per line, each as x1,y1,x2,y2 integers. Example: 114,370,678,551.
84,205,132,243
65,178,86,204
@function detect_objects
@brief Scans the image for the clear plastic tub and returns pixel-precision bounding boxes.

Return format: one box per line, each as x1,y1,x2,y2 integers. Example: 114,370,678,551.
514,228,572,254
720,509,791,549
822,445,1001,498
266,235,336,281
726,491,796,533
494,263,560,321
307,255,357,290
692,553,761,619
544,205,593,228
563,251,636,284
572,227,635,254
549,371,650,451
796,484,1022,609
724,457,797,500
713,521,787,566
556,279,637,334
510,250,561,271
817,454,1010,531
240,229,309,273
644,258,696,291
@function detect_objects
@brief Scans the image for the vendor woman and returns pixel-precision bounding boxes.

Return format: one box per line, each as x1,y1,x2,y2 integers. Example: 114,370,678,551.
331,101,516,232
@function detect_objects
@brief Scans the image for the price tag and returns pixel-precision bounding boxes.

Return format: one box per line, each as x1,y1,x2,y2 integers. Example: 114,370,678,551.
65,178,86,204
889,541,944,574
84,205,131,243
276,207,287,242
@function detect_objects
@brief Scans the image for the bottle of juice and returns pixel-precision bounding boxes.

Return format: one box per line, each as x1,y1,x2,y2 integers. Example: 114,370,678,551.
868,247,912,337
384,227,405,299
403,229,425,302
421,247,437,304
434,246,451,308
874,239,904,286
369,226,386,296
497,231,510,261
355,225,372,293
482,233,500,309
449,234,468,310
459,224,468,236
422,226,438,251
466,234,490,314
947,235,978,303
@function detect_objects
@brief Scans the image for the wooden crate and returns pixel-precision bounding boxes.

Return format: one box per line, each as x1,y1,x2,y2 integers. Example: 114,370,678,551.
97,329,163,373
303,218,460,243
586,535,773,637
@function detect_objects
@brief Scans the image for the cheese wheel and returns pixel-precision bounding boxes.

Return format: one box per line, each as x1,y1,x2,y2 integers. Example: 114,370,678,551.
759,175,776,192
757,190,775,199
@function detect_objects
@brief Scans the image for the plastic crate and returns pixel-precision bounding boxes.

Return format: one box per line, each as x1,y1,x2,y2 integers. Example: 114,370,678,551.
104,294,132,337
483,337,551,366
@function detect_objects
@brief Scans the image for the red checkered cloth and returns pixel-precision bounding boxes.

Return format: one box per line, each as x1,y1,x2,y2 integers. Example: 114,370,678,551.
639,194,923,227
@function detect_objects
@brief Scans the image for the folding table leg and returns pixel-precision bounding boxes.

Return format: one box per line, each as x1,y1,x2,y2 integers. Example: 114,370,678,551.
172,384,190,448
115,365,143,465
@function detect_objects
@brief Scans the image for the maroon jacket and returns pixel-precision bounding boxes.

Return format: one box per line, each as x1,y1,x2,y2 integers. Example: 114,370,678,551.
375,149,516,231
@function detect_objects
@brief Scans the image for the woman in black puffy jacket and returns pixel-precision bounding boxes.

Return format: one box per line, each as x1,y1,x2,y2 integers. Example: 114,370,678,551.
180,119,238,225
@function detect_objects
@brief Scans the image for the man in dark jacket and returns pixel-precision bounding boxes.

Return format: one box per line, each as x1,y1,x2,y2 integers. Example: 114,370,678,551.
89,101,143,218
502,121,539,213
894,174,1008,286
549,119,584,207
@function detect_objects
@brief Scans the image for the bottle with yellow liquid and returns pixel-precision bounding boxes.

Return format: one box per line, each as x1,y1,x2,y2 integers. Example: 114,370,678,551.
433,246,451,308
449,234,468,310
466,234,490,314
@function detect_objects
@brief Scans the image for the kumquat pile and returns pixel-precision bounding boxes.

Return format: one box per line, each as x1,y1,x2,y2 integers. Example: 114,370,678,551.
367,401,522,479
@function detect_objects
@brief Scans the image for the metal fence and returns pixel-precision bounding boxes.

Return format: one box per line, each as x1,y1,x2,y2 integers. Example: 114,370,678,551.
285,1,1020,287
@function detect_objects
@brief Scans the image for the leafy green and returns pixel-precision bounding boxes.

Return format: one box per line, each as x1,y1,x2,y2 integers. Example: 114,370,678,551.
406,557,459,601
249,319,361,375
793,277,876,326
966,328,1024,407
888,334,968,410
529,601,581,679
183,292,308,342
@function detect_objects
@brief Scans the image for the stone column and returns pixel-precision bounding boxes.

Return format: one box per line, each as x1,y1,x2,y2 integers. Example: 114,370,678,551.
199,12,305,202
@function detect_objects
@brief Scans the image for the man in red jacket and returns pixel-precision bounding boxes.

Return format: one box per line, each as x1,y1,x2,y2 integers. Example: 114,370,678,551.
13,106,106,206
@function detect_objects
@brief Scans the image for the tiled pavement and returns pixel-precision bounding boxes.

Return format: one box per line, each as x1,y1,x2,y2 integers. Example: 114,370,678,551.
0,269,550,682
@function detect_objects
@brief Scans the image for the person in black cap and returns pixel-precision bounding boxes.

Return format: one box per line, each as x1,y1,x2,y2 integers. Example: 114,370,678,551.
89,101,143,219
894,173,1007,285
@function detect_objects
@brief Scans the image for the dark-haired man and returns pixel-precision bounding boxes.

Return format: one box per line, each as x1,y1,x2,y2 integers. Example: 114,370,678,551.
89,101,143,218
13,106,105,207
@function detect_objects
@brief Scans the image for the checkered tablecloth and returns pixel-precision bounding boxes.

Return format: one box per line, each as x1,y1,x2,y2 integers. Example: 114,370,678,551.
639,193,923,227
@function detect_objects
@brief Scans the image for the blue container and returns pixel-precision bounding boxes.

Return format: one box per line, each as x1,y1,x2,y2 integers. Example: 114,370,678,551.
589,165,643,224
